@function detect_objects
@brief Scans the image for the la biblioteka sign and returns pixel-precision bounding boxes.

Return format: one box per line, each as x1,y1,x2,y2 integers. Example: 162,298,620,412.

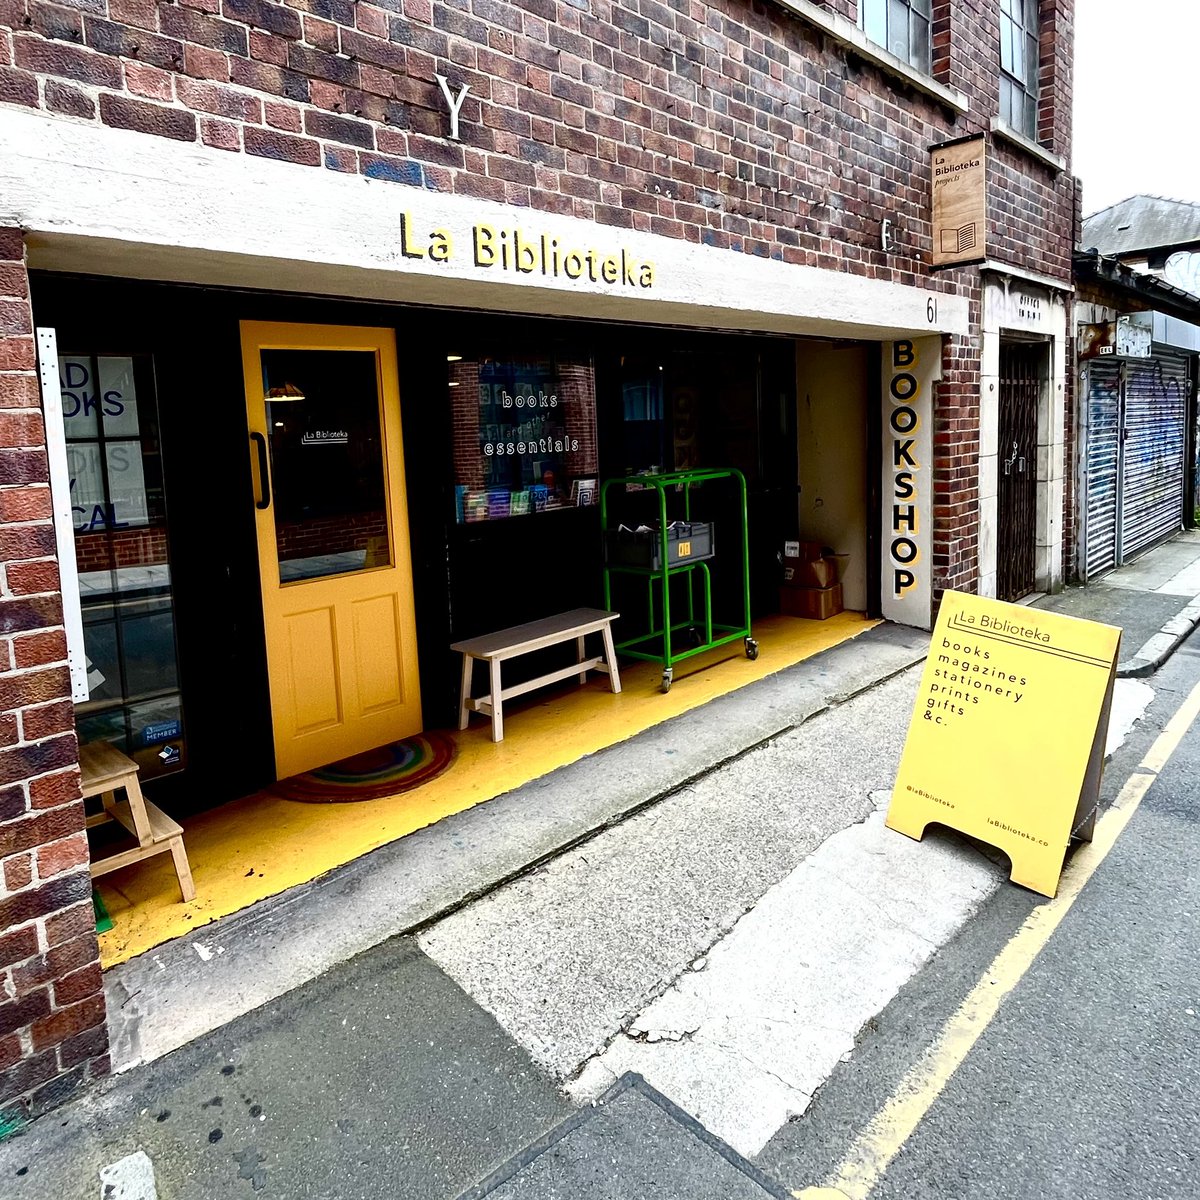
887,592,1121,898
931,134,987,269
398,213,656,289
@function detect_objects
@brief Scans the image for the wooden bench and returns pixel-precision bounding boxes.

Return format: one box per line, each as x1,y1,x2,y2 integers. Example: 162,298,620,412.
81,741,196,904
452,607,622,742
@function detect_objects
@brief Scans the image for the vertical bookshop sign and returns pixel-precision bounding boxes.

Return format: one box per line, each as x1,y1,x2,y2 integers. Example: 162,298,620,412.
881,336,939,628
887,591,1121,898
931,134,987,268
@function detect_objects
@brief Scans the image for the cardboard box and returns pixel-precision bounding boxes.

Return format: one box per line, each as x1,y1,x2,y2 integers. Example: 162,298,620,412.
779,582,843,620
783,556,838,589
783,540,823,561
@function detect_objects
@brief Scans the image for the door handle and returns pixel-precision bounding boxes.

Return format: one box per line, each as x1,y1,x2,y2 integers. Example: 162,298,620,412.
250,432,271,510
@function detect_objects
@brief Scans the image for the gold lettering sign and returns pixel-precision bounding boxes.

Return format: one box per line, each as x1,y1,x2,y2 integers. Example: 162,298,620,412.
930,135,987,269
886,591,1121,898
395,213,657,289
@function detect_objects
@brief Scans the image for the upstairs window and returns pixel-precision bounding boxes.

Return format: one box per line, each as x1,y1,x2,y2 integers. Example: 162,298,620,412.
999,0,1040,138
859,0,931,74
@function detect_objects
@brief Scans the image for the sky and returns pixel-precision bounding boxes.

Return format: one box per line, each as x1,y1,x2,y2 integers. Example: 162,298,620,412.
1072,1,1200,217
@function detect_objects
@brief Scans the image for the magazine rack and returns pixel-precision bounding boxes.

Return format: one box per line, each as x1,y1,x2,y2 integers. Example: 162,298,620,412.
600,468,756,692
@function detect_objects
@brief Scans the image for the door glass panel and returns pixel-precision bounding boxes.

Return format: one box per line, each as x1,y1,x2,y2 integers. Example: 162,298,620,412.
260,349,391,582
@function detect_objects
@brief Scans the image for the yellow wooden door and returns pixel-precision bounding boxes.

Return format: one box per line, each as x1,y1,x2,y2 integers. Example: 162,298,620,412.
240,321,422,779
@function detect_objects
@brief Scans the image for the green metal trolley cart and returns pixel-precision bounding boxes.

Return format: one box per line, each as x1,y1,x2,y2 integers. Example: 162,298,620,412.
600,467,757,693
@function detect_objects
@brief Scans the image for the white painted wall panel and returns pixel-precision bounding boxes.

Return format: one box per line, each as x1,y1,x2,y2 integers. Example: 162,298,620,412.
0,109,970,342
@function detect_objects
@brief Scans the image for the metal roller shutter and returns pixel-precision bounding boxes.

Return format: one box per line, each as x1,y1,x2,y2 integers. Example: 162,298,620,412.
1084,359,1120,579
1121,352,1189,560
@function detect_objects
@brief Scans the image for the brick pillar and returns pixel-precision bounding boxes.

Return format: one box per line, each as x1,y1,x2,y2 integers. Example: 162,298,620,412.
558,360,598,479
449,360,484,490
0,230,109,1123
1062,313,1078,583
931,308,983,609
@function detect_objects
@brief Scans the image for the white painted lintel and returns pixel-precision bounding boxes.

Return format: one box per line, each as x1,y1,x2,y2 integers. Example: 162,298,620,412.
980,259,1074,295
0,107,972,342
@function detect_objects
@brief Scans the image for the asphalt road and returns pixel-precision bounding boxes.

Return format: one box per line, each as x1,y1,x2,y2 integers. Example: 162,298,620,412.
762,625,1200,1199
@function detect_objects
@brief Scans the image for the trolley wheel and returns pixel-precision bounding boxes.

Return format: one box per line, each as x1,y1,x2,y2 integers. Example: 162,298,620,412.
661,668,673,693
744,637,759,661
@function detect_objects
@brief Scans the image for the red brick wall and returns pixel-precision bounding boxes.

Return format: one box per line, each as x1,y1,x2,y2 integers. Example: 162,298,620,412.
73,526,168,573
450,360,484,489
0,230,109,1122
275,510,388,560
557,359,599,479
1037,0,1072,158
0,0,1074,286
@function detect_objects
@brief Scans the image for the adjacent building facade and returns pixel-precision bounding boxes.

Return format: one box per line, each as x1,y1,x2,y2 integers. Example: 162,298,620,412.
1074,196,1200,581
0,0,1075,1116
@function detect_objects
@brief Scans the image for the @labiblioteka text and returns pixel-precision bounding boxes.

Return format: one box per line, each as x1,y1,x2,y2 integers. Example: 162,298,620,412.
398,214,656,288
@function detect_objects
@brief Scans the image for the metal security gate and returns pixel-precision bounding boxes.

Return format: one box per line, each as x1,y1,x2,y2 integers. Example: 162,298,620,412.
1083,352,1189,578
997,343,1042,601
1084,358,1121,578
1122,353,1189,559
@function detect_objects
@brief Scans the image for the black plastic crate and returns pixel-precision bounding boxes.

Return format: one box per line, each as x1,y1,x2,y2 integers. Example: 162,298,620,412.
603,522,714,570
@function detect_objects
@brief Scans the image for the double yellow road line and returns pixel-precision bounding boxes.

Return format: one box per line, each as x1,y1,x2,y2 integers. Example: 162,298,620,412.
797,673,1200,1200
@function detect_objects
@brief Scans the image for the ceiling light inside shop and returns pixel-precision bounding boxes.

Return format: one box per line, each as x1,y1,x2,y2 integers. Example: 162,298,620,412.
265,382,305,401
447,354,463,362
274,421,284,428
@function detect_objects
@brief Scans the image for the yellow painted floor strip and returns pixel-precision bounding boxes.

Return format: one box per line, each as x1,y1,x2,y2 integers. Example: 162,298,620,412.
796,671,1200,1200
96,611,878,968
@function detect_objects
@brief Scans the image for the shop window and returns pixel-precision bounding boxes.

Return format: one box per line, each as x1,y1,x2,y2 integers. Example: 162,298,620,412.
859,0,931,74
450,353,599,522
61,354,186,780
619,358,667,476
999,0,1040,139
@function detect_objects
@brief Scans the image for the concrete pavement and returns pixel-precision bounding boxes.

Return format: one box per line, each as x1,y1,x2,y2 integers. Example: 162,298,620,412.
103,624,930,1075
3,938,572,1200
1035,529,1200,676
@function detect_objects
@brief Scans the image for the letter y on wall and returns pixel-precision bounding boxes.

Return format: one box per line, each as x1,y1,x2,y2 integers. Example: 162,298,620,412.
435,74,472,142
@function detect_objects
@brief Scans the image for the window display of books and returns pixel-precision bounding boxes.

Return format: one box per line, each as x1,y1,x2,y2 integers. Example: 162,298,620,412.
450,354,599,525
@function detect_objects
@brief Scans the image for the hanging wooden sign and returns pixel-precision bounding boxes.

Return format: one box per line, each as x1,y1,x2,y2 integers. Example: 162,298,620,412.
886,591,1121,898
930,135,987,268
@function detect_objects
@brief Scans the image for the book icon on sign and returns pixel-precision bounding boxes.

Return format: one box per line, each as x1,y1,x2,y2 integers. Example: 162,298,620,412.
941,223,977,253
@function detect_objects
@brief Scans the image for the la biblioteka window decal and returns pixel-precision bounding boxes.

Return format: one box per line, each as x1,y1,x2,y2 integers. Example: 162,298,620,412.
859,0,931,75
999,0,1040,139
451,354,599,523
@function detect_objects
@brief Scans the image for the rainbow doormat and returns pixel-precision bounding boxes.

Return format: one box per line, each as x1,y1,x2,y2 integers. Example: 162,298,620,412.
270,732,457,803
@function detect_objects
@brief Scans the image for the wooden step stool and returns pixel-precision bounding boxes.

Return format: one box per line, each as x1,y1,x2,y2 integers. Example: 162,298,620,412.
81,741,196,903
